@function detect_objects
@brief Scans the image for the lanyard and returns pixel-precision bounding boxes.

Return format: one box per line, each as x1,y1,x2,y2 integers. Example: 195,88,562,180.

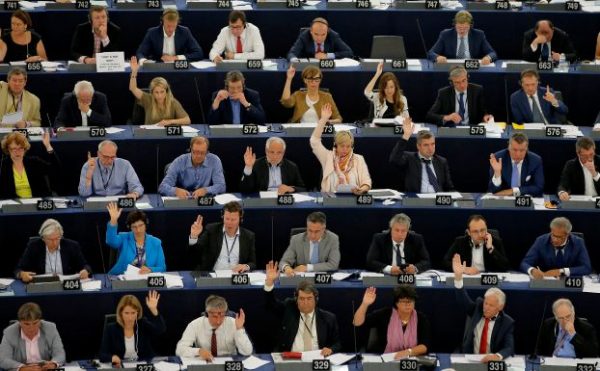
223,233,239,264
301,313,315,338
135,238,146,268
99,159,114,190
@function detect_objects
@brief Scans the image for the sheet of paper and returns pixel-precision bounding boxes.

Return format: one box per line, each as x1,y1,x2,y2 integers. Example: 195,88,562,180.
191,61,217,69
331,272,352,281
302,350,324,362
503,273,530,283
360,272,385,278
381,352,399,362
0,278,15,286
215,193,242,204
2,111,23,125
136,202,153,210
154,361,181,371
182,126,200,133
259,191,277,199
247,272,267,285
18,198,42,204
327,353,355,366
81,279,102,291
464,354,485,362
213,357,234,364
164,273,184,288
417,192,462,199
292,193,315,203
86,196,121,202
0,199,20,208
181,357,207,368
362,354,383,363
233,4,253,9
369,189,403,199
335,58,360,67
243,355,271,370
105,127,126,134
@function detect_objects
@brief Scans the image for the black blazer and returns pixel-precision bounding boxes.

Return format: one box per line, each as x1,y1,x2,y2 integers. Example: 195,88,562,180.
443,233,510,272
15,238,92,279
207,88,266,125
558,156,600,196
536,317,599,358
70,21,122,61
366,231,431,273
240,157,306,193
361,308,431,353
190,222,256,271
389,138,454,193
426,83,488,126
522,27,576,63
287,28,353,60
54,92,112,128
99,314,166,362
0,151,61,199
265,289,341,352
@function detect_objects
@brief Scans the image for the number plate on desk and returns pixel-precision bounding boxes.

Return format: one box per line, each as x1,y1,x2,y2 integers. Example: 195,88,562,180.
166,126,182,136
488,361,506,371
495,0,509,9
277,194,294,205
136,364,155,371
75,0,90,8
197,196,215,206
322,124,335,134
242,124,259,135
4,0,19,10
231,274,249,285
397,274,415,284
464,59,480,70
393,126,404,135
515,196,531,207
565,276,583,289
62,279,81,290
356,194,373,205
315,273,332,284
481,274,499,286
13,128,29,138
89,127,106,137
435,195,452,206
174,60,189,70
391,59,407,69
247,59,263,69
565,1,580,10
146,0,161,8
545,126,562,137
399,359,418,371
26,62,42,72
319,59,335,69
117,197,135,208
225,361,243,371
37,200,55,211
425,0,440,8
577,364,595,371
286,0,302,8
469,126,486,136
217,0,232,7
147,276,165,288
537,61,553,71
356,0,370,8
312,360,330,371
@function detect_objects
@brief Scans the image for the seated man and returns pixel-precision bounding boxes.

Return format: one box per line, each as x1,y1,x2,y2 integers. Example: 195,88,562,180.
287,17,353,60
443,215,509,273
558,136,599,201
427,11,496,65
510,69,568,125
136,9,203,63
15,219,91,282
522,20,576,63
209,10,265,63
188,201,256,273
452,254,515,361
70,5,122,64
207,70,266,125
55,80,112,127
389,120,454,193
176,295,252,361
280,212,340,275
535,298,599,358
0,67,40,128
240,137,305,194
426,66,491,126
159,136,226,198
366,213,430,274
264,261,341,355
78,140,144,198
488,132,544,197
521,217,592,278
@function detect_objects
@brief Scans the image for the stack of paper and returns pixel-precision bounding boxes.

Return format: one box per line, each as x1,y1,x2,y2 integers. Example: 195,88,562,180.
242,356,270,370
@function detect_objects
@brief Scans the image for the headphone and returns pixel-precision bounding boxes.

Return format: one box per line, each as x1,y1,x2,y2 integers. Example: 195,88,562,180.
311,17,329,28
221,201,244,224
294,281,319,303
126,211,150,229
88,6,109,24
224,71,246,90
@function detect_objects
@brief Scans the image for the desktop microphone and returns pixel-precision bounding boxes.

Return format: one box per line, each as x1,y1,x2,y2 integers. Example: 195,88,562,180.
155,144,160,196
503,76,510,124
193,76,206,125
46,113,54,131
351,300,363,361
270,210,275,261
96,222,109,288
528,297,549,362
415,19,429,66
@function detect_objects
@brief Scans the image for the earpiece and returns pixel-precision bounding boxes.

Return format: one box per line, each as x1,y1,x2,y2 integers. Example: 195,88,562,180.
221,202,244,224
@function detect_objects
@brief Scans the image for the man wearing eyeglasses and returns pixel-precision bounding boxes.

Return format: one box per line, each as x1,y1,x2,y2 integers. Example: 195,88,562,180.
209,11,264,63
558,136,600,201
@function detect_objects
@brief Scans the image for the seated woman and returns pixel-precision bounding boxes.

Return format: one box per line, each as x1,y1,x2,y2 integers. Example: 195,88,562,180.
364,62,409,120
0,10,47,63
310,104,371,194
353,286,431,358
100,291,166,365
106,202,166,275
280,65,342,123
0,130,59,199
129,56,191,126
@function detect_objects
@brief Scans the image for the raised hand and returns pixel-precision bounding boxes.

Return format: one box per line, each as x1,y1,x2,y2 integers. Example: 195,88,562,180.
130,56,139,74
265,260,279,286
42,129,53,152
362,287,376,306
452,253,465,280
146,290,160,315
375,61,383,76
286,66,296,80
243,146,256,168
107,202,122,225
402,116,414,140
542,84,557,105
320,103,332,122
489,153,502,176
235,308,245,329
190,215,203,239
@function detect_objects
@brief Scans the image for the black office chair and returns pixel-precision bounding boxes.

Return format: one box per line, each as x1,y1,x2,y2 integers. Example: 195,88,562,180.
370,35,407,60
129,88,149,125
290,227,307,239
553,91,571,125
102,313,117,340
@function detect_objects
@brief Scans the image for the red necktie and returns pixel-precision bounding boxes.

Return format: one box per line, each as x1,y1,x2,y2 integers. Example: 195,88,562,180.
211,329,217,356
316,43,323,53
236,36,243,54
479,317,490,354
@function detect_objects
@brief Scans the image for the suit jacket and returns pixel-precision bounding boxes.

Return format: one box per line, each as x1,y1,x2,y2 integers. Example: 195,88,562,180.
136,25,203,61
361,308,431,353
265,289,341,352
487,149,544,197
536,317,599,358
0,82,41,126
0,321,65,370
54,92,112,128
0,151,61,199
442,233,510,272
287,28,353,60
15,237,92,279
558,156,600,196
426,83,488,126
106,223,166,275
456,287,515,358
99,314,166,362
520,233,592,276
510,87,568,125
280,230,340,272
70,21,122,61
522,27,576,63
190,222,256,271
240,157,305,193
207,88,266,125
389,138,454,192
427,28,497,61
366,230,431,273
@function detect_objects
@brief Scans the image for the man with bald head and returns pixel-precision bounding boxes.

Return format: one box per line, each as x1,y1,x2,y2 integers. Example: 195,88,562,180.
287,18,353,61
522,20,576,63
55,80,112,127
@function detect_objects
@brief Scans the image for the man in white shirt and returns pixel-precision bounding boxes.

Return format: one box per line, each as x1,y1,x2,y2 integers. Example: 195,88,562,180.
209,11,265,63
558,136,600,201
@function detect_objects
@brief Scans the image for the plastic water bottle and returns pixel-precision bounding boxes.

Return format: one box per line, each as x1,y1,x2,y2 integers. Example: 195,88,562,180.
558,53,568,72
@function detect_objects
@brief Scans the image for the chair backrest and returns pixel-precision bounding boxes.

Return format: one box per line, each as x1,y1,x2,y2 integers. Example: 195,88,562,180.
552,90,569,125
290,227,307,239
129,88,149,125
571,231,584,240
370,35,406,60
103,313,117,334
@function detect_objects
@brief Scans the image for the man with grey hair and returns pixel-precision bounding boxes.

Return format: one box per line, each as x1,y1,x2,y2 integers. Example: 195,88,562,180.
535,298,599,358
55,80,111,127
366,213,430,274
558,136,600,201
240,137,305,194
208,70,265,125
0,67,41,128
78,140,144,199
15,219,91,282
175,295,252,361
521,217,591,278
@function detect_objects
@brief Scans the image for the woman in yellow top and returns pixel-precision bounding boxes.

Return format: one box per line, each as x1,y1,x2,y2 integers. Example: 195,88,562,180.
0,130,59,199
280,65,342,123
129,56,191,126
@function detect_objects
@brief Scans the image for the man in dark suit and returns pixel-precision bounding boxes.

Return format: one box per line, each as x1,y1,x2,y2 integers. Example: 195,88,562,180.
264,261,341,355
54,80,112,127
428,11,497,64
208,70,266,125
240,137,305,194
389,119,454,193
70,6,122,63
521,217,592,278
443,215,510,273
558,136,600,201
522,20,576,63
536,298,599,358
452,254,515,361
15,219,91,282
426,66,491,126
188,201,256,273
510,69,568,125
488,132,544,196
366,213,430,274
136,9,203,63
287,17,353,60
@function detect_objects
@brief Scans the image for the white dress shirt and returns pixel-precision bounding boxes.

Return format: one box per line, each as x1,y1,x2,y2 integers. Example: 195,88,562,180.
175,316,253,358
471,241,485,272
291,311,319,352
473,316,496,354
214,228,241,270
492,160,523,195
209,23,265,61
580,160,599,196
383,240,404,274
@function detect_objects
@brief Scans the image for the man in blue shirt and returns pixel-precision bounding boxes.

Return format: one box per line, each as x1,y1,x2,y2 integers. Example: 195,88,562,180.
159,136,226,198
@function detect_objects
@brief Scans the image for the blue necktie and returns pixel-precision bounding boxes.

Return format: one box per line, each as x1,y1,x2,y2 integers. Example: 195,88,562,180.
422,159,441,192
511,162,519,188
395,243,405,266
556,248,565,268
458,92,466,125
540,43,549,61
310,242,319,265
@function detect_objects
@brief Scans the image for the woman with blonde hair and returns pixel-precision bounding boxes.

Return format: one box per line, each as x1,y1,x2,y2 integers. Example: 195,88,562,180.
364,61,409,119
